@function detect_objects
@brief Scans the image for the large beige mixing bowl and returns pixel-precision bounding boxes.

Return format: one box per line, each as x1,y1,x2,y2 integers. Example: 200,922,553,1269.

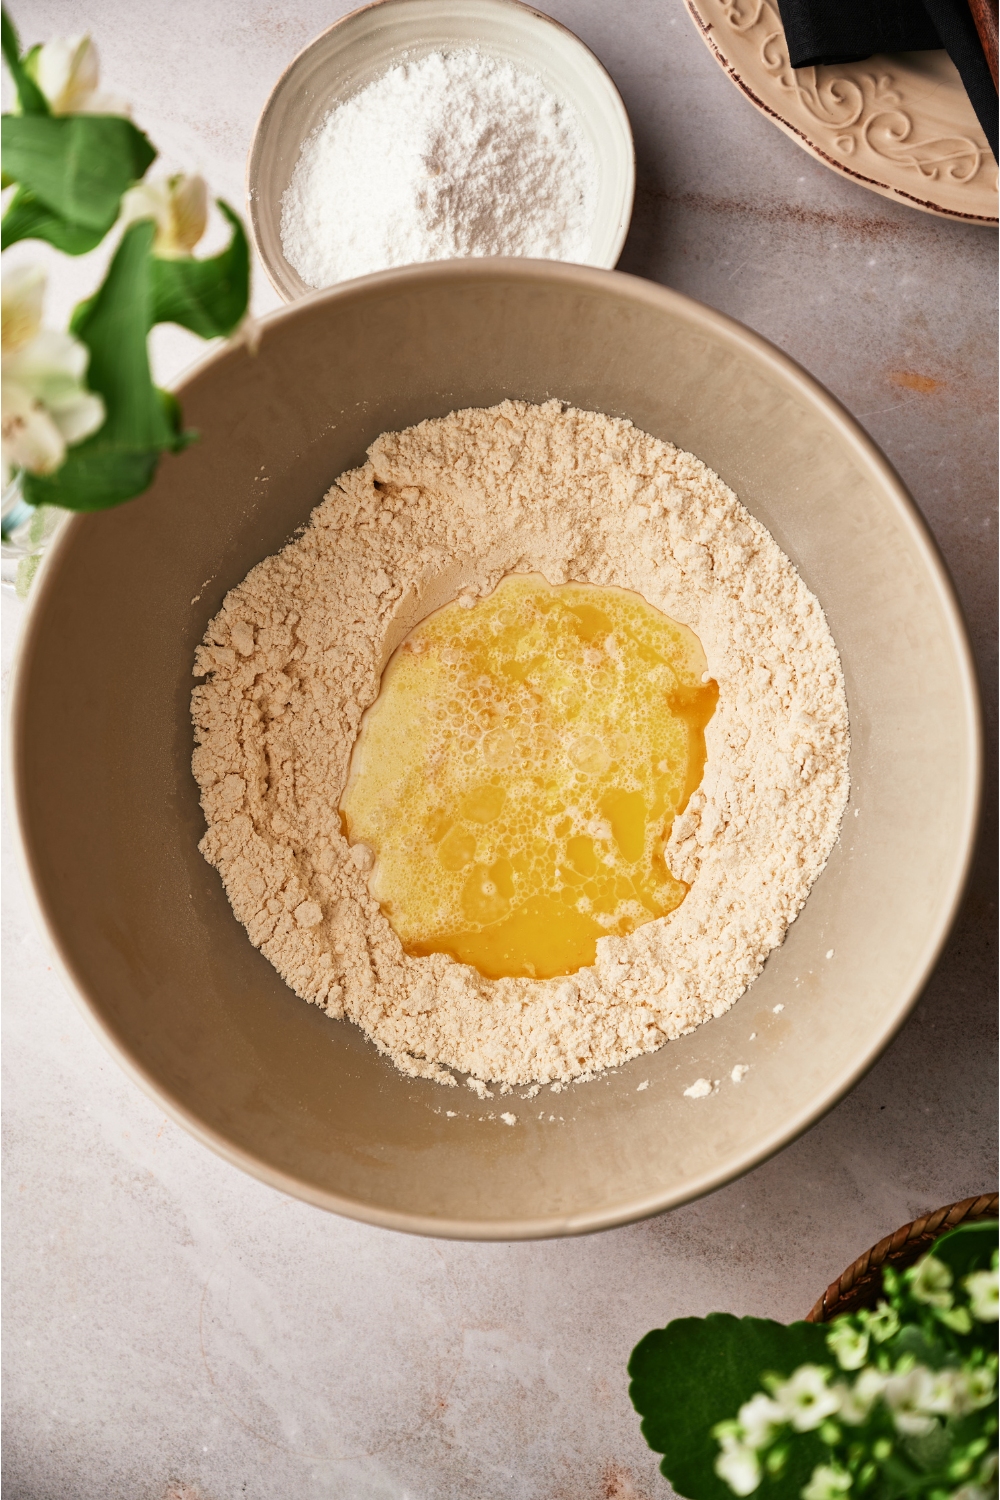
8,262,980,1240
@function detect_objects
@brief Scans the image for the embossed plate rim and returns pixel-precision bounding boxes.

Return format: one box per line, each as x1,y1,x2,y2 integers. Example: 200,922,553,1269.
684,0,998,225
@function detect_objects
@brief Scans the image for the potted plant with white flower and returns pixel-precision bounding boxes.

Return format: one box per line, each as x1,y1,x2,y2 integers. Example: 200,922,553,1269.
630,1214,998,1500
1,8,251,593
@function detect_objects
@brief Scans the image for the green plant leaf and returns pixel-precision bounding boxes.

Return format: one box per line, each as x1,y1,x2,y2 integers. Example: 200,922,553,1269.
1,113,156,230
1,8,50,115
157,386,199,450
924,1220,1000,1356
0,182,107,252
889,1321,947,1368
73,219,177,447
21,220,194,512
149,201,250,337
926,1220,998,1283
21,446,162,511
629,1314,831,1500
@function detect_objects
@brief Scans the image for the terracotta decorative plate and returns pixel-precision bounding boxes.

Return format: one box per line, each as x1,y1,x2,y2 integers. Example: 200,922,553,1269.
684,0,998,225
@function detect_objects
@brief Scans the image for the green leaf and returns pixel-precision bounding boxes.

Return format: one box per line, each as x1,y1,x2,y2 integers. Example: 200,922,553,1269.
927,1221,999,1354
890,1322,948,1368
927,1221,998,1284
157,390,199,453
68,292,97,338
1,8,50,115
73,220,176,448
0,182,107,252
629,1314,831,1500
21,446,161,512
149,201,250,337
21,221,193,512
20,414,197,512
1,113,156,230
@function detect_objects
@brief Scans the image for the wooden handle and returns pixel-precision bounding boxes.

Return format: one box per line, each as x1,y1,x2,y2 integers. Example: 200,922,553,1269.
969,0,999,90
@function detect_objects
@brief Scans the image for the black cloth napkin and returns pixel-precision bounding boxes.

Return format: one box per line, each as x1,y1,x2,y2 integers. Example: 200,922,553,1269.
774,0,998,161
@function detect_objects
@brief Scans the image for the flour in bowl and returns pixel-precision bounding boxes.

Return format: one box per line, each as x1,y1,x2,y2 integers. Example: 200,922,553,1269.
280,50,598,288
191,401,849,1088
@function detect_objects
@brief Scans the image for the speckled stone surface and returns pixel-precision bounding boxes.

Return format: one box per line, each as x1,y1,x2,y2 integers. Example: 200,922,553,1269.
2,3,996,1497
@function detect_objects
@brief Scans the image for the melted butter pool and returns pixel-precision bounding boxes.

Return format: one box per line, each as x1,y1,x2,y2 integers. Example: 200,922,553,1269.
339,574,717,980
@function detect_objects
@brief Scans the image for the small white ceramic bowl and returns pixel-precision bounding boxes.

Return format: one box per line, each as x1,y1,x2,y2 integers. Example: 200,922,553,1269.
247,0,636,301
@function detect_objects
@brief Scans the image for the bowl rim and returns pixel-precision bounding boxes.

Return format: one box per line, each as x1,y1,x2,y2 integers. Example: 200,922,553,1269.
245,0,637,301
7,258,984,1240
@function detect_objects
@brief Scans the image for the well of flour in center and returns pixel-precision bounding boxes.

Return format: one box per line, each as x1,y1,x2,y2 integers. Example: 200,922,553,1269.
192,399,849,1089
339,573,718,981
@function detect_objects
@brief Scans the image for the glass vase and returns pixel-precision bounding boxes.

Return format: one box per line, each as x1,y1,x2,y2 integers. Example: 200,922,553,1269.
1,473,65,598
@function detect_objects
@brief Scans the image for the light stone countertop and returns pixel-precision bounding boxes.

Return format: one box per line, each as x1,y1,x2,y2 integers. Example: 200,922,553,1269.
2,3,996,1497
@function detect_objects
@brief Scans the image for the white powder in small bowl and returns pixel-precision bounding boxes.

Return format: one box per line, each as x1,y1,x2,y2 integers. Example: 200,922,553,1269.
280,49,599,288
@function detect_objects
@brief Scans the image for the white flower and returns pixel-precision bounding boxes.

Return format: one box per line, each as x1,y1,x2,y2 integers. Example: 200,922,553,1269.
771,1365,840,1432
2,261,46,349
1,265,104,482
980,1450,999,1483
965,1268,999,1322
883,1366,938,1436
801,1463,853,1500
921,1367,968,1417
121,174,208,259
715,1434,762,1496
917,1365,994,1418
26,35,128,116
837,1366,888,1425
827,1320,870,1371
2,381,64,478
910,1255,954,1310
955,1364,997,1414
737,1392,783,1449
864,1301,900,1344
